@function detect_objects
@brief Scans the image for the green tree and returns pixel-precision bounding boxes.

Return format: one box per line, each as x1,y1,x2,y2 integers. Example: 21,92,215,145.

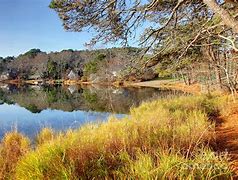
83,53,106,76
46,59,60,79
22,49,42,58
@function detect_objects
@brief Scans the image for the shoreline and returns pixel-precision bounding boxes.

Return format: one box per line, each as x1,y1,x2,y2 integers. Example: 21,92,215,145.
0,78,203,94
126,80,203,94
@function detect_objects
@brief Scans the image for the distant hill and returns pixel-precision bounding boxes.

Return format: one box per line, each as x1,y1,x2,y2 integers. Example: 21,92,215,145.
0,47,158,82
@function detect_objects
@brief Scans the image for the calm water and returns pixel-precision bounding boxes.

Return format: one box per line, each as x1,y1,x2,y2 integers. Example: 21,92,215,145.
0,83,187,138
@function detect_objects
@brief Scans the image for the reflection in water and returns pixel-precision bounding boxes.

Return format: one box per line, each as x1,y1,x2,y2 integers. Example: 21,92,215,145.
0,103,124,139
0,84,188,138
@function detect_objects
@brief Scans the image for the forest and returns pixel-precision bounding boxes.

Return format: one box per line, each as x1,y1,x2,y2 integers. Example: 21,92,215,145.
0,47,155,83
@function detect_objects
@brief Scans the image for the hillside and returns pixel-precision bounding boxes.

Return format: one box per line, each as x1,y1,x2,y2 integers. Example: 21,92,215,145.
0,47,158,83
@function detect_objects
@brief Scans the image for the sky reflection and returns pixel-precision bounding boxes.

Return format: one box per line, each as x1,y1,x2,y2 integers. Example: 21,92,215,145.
0,103,125,139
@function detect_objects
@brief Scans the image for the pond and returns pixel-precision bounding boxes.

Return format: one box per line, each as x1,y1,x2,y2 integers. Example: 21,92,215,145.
0,83,187,139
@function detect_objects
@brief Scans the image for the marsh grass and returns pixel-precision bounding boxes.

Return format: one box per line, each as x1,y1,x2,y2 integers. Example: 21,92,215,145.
0,132,30,179
0,95,234,179
36,128,55,145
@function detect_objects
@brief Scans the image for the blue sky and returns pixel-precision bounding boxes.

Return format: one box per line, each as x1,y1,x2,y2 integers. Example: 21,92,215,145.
0,0,113,57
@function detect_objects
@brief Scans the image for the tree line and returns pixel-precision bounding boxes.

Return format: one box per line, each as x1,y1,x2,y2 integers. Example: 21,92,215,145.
0,47,149,82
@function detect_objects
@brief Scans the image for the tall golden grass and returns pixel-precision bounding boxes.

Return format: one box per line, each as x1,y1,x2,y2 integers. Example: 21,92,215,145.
0,95,234,179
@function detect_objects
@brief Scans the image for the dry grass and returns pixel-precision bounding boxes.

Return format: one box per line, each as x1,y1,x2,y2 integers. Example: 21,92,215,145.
0,95,234,179
36,128,55,146
129,80,202,94
160,82,202,94
0,132,30,179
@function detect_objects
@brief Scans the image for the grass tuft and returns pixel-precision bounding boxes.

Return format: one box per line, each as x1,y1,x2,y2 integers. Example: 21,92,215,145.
0,132,30,179
36,128,55,145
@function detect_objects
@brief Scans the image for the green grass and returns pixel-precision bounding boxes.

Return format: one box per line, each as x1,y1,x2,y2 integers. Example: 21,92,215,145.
0,95,234,179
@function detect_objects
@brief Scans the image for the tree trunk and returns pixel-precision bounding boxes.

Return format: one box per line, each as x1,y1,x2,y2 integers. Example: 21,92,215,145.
180,71,187,85
214,65,222,89
207,44,223,89
203,0,238,33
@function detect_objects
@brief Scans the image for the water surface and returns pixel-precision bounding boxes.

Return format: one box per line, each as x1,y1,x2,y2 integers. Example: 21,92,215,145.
0,84,187,138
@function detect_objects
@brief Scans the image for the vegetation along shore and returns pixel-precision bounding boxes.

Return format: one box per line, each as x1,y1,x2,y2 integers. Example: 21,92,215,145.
1,94,238,179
